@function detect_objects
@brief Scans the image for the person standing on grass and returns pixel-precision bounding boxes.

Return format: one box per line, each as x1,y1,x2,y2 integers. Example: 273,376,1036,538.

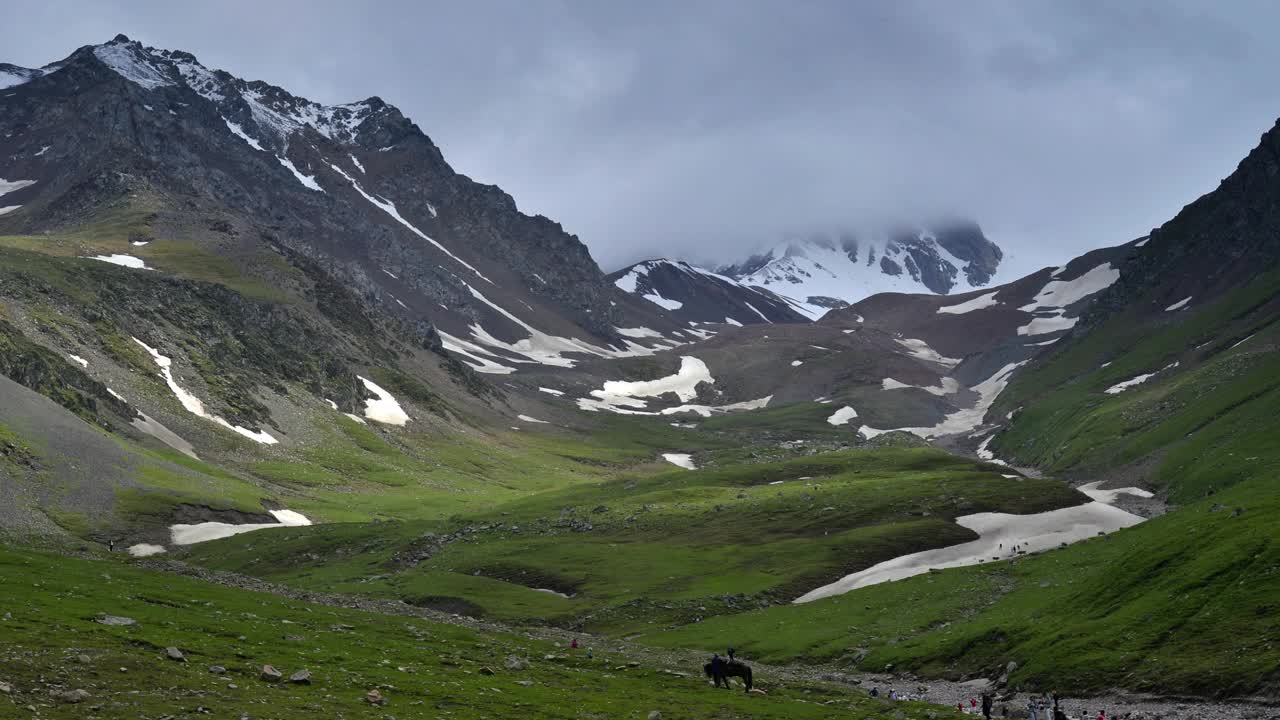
570,638,579,650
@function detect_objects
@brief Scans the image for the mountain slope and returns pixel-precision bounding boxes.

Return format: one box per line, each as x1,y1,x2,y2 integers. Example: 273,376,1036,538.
0,35,693,381
715,221,1004,318
608,258,810,326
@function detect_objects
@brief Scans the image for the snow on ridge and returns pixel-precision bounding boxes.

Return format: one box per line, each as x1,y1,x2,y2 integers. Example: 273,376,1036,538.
277,155,324,192
938,291,999,315
0,178,37,197
94,43,174,90
223,118,264,151
327,163,492,283
131,336,278,444
881,376,960,396
896,338,962,367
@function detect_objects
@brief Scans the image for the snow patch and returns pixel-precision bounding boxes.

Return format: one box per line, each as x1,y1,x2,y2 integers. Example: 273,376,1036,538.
277,155,324,192
328,163,491,282
538,387,565,396
85,254,149,269
615,326,663,339
132,336,278,444
517,415,549,424
724,317,743,327
358,375,409,425
223,118,263,151
94,43,173,90
171,509,312,546
791,360,803,367
349,153,365,173
859,362,1025,440
662,453,697,469
1103,362,1179,394
67,354,88,368
1078,481,1154,503
0,178,37,198
1165,296,1192,312
826,406,858,426
127,544,167,557
896,338,961,367
795,500,1144,600
642,291,683,311
937,291,999,315
881,377,959,396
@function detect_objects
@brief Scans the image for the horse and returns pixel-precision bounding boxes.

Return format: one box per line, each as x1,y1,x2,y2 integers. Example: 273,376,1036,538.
703,659,753,691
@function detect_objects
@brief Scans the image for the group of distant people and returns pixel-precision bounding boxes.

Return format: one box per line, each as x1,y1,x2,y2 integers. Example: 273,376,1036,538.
867,688,1110,720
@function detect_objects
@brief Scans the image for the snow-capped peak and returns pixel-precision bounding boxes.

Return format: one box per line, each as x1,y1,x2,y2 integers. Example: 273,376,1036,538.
715,223,1003,318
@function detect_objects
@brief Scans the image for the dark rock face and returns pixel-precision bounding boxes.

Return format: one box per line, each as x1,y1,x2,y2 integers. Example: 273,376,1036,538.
933,220,1003,287
607,260,809,325
0,35,673,380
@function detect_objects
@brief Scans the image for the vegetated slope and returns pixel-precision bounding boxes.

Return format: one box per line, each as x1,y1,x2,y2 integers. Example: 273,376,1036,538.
645,119,1280,699
183,447,1081,635
714,220,1004,318
608,258,810,325
0,546,958,720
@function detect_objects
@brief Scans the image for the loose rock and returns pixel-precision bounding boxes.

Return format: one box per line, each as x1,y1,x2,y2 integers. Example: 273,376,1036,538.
165,647,186,662
503,655,530,671
289,669,312,685
54,689,91,704
260,665,283,683
365,688,386,705
96,614,137,627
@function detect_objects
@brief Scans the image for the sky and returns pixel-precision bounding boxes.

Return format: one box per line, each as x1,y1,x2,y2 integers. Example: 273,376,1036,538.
4,1,1279,278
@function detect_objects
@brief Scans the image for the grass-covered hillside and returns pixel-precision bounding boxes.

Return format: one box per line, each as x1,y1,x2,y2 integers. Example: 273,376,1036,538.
182,448,1079,635
0,546,960,720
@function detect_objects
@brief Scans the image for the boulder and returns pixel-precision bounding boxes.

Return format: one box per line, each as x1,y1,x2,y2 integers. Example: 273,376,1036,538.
289,669,312,685
647,712,662,720
260,665,283,682
209,665,227,675
365,688,386,705
164,647,186,662
54,689,91,704
0,681,11,694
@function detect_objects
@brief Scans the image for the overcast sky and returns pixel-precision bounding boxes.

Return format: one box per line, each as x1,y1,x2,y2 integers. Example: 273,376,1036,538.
5,1,1279,277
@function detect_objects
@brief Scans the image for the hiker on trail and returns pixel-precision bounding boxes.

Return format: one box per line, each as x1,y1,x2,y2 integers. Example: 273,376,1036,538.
570,638,579,650
1028,699,1039,720
108,538,115,552
981,692,993,719
1096,710,1106,720
970,698,978,711
726,646,736,663
586,647,593,660
869,687,879,698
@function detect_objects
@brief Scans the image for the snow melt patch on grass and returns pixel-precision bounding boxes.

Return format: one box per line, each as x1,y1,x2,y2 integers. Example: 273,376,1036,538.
86,254,149,269
132,337,278,444
1078,481,1154,503
794,500,1144,600
127,544,167,558
357,376,409,425
517,414,549,424
826,406,858,426
171,509,312,546
1103,362,1178,394
662,453,697,470
937,291,999,315
1165,296,1192,312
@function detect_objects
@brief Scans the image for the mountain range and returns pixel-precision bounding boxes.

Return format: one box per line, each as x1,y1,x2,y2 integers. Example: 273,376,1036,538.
1,35,1277,716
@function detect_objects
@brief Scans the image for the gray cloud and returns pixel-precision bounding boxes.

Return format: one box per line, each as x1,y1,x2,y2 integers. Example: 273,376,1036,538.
4,0,1278,278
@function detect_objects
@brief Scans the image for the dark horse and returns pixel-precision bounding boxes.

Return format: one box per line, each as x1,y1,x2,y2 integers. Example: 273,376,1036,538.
704,660,753,691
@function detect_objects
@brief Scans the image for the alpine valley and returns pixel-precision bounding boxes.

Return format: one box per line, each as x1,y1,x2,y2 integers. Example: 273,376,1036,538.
0,35,1276,720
